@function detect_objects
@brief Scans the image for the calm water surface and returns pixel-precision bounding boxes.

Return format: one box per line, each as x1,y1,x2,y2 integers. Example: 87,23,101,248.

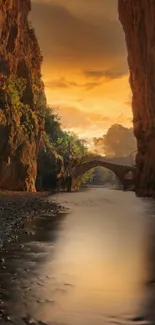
1,188,155,325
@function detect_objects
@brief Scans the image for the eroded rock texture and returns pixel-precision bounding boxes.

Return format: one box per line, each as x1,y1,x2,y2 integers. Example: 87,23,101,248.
0,0,46,191
118,0,155,196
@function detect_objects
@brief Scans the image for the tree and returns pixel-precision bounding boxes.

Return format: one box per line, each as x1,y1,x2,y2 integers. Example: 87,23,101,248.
45,108,88,162
76,169,95,188
93,124,136,157
45,107,61,143
87,167,116,185
44,107,93,189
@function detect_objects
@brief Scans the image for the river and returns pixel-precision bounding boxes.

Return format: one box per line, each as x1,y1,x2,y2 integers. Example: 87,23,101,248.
0,188,155,325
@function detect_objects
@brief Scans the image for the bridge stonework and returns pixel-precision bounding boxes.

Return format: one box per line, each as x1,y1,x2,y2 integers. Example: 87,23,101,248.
71,156,136,192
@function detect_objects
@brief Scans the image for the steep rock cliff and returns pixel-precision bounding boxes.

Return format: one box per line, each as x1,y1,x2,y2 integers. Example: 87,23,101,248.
118,0,155,196
0,0,46,191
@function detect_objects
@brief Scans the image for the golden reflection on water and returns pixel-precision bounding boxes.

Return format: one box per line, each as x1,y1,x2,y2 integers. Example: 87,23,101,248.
32,189,151,324
1,189,154,325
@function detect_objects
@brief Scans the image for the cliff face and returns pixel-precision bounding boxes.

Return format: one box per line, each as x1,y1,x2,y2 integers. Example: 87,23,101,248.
0,0,46,191
118,0,155,196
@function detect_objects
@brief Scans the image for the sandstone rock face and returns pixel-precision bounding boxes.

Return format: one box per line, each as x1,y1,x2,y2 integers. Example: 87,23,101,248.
118,0,155,196
0,0,46,191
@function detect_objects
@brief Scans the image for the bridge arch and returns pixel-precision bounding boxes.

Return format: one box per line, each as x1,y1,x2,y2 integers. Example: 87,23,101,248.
71,157,135,191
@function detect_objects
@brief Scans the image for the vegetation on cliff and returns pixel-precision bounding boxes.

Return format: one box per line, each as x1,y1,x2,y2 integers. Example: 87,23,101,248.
0,0,45,191
39,107,94,190
0,75,39,137
0,0,92,192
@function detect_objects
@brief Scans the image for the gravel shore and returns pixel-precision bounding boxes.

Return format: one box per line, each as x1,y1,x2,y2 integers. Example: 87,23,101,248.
0,191,64,249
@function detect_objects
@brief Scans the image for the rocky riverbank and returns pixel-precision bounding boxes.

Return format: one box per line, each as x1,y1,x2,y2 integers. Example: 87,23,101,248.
0,191,65,249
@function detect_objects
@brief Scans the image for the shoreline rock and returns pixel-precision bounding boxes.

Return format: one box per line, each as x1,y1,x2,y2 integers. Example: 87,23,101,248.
0,191,64,249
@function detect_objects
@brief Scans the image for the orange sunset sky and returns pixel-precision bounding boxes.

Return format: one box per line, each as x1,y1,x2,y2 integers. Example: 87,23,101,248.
30,0,132,139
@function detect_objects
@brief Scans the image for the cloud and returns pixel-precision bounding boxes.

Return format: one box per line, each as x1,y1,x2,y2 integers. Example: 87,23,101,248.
30,1,127,71
52,103,132,138
56,104,115,131
125,101,132,106
30,0,131,138
83,69,127,80
83,81,102,91
31,0,118,25
45,77,102,90
124,93,132,106
31,1,117,14
45,77,78,89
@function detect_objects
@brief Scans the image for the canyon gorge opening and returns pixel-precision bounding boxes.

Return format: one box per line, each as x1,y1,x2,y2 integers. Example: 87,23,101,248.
0,0,155,196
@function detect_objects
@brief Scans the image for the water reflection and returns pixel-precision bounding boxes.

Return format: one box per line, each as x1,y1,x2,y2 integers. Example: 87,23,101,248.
141,199,155,323
0,189,155,325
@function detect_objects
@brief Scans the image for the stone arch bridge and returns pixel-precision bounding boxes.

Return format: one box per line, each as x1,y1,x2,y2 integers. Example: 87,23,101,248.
71,155,136,191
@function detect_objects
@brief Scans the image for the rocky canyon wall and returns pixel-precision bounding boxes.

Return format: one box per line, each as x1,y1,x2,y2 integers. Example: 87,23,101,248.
0,0,46,191
118,0,155,196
